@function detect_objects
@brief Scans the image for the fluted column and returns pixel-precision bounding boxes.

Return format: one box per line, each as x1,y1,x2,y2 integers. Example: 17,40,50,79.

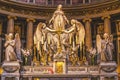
7,16,17,34
102,15,111,34
115,20,120,74
83,18,92,49
26,18,35,49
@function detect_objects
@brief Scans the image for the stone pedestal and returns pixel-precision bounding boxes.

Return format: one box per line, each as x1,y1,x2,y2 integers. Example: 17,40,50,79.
1,61,20,80
100,61,118,80
53,53,67,74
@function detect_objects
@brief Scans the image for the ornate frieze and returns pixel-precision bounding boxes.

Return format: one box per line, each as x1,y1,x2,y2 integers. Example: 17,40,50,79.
0,0,119,20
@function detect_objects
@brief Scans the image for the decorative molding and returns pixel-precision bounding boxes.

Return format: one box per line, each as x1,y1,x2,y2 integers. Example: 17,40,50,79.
0,0,119,20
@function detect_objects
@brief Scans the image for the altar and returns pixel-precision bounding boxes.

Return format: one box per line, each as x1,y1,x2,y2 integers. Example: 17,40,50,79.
1,4,118,80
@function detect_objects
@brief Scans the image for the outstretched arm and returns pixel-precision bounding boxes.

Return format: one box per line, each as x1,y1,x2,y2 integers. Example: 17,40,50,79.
63,25,75,34
49,12,56,24
45,27,57,33
63,15,69,24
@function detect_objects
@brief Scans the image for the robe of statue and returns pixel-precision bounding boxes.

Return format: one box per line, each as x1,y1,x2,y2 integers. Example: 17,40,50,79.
49,5,69,31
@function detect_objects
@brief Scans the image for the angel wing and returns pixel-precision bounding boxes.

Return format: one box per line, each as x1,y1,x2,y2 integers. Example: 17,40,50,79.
34,22,47,51
4,34,9,47
109,34,113,43
15,33,22,61
76,20,85,44
96,34,102,54
34,22,42,44
15,33,21,50
5,34,9,41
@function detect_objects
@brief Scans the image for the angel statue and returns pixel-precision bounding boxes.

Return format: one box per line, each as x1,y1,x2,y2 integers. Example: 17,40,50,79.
15,33,22,62
96,33,114,62
103,33,114,61
4,33,17,61
49,4,69,31
34,22,46,56
34,22,49,65
69,19,85,62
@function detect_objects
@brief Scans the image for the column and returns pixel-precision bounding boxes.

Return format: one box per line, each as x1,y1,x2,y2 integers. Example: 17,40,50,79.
83,18,92,49
70,0,72,5
46,0,48,5
83,0,85,4
102,15,111,34
0,38,2,65
7,16,17,34
26,18,35,49
115,20,120,74
52,0,54,5
89,0,91,3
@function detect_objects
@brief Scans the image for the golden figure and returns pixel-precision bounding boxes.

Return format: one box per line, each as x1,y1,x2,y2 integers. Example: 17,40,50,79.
33,5,86,66
34,22,47,65
49,4,69,31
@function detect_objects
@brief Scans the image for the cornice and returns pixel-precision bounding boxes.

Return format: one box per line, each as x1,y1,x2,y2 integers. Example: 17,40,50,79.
0,0,119,20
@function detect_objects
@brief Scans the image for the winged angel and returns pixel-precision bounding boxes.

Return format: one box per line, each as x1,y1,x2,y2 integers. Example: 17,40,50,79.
4,33,22,62
33,5,85,65
96,33,114,62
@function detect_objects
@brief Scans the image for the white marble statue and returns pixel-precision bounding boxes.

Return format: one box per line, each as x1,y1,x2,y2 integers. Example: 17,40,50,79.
96,33,114,62
4,33,17,61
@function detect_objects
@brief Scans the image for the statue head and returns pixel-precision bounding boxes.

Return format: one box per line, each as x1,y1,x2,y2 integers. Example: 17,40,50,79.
15,33,20,39
96,34,101,39
71,19,76,25
37,22,46,31
57,4,62,10
103,33,109,39
8,33,13,40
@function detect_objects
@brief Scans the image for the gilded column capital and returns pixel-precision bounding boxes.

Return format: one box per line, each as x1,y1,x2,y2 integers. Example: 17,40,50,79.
101,15,110,20
83,18,92,23
7,16,17,20
26,18,36,22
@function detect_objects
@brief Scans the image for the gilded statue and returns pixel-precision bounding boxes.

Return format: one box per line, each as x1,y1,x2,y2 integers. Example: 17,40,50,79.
69,19,86,65
33,5,86,66
34,22,48,65
49,4,69,31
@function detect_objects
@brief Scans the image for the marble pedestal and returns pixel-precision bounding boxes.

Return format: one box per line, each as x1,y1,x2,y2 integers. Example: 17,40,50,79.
1,61,20,80
100,61,118,80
